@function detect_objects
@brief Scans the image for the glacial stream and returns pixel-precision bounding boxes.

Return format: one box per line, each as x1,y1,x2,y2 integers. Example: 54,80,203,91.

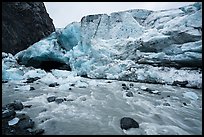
2,75,202,135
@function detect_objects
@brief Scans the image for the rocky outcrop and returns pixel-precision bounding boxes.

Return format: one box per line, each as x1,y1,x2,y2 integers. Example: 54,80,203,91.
2,2,55,55
2,100,44,135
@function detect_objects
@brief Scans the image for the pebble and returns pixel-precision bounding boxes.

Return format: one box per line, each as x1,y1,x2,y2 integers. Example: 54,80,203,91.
80,97,86,101
122,86,130,90
7,100,24,110
122,83,126,87
24,77,40,83
120,117,139,130
163,103,171,106
55,98,64,104
47,96,56,102
129,83,134,87
126,92,133,97
70,83,75,86
49,82,59,87
30,87,35,91
183,102,187,106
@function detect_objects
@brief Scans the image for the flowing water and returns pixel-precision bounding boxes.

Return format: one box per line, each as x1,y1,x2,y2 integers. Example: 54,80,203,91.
2,77,202,135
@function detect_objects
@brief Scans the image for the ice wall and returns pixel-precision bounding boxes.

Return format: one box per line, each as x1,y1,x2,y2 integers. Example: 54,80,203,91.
13,2,202,88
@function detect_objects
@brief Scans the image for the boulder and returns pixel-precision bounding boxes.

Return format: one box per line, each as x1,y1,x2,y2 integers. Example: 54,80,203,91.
126,91,134,97
55,98,64,104
120,117,139,130
172,80,188,87
49,82,59,87
24,77,40,83
47,96,56,102
6,100,24,111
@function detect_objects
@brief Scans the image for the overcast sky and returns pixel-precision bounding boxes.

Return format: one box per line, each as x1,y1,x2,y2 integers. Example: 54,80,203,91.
44,2,195,28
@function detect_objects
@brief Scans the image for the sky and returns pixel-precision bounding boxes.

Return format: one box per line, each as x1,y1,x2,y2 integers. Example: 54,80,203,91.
44,2,195,28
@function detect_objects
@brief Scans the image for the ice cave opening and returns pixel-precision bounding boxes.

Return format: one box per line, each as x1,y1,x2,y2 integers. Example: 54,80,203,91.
18,58,71,72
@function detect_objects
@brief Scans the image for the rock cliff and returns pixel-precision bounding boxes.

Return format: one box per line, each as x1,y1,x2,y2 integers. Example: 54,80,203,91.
2,2,55,55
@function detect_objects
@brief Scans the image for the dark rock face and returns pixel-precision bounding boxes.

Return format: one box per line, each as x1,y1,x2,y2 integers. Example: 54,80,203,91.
2,2,55,55
120,117,139,130
2,101,44,135
6,100,24,110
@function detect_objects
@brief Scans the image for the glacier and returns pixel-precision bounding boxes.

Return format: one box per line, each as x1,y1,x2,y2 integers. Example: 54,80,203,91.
10,2,202,89
2,3,202,135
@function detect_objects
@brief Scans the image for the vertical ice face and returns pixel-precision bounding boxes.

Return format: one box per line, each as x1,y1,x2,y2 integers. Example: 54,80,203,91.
57,22,81,51
80,11,144,50
127,9,153,26
109,12,144,39
12,2,202,89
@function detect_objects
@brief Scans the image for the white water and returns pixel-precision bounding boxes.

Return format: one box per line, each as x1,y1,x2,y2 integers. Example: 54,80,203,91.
2,76,202,135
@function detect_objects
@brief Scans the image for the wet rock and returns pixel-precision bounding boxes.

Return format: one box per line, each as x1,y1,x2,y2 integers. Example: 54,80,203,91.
2,109,16,119
31,129,45,135
67,99,74,101
70,83,75,86
2,127,32,135
129,83,134,87
7,100,24,110
142,88,153,92
24,77,40,83
80,97,86,101
122,86,130,90
183,102,187,106
55,98,64,104
126,91,134,97
49,82,59,87
47,96,56,102
2,80,8,83
172,80,188,87
107,81,112,83
24,105,32,108
120,117,139,130
163,103,171,106
30,87,35,91
167,95,170,97
15,114,35,130
142,88,161,95
122,83,126,87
